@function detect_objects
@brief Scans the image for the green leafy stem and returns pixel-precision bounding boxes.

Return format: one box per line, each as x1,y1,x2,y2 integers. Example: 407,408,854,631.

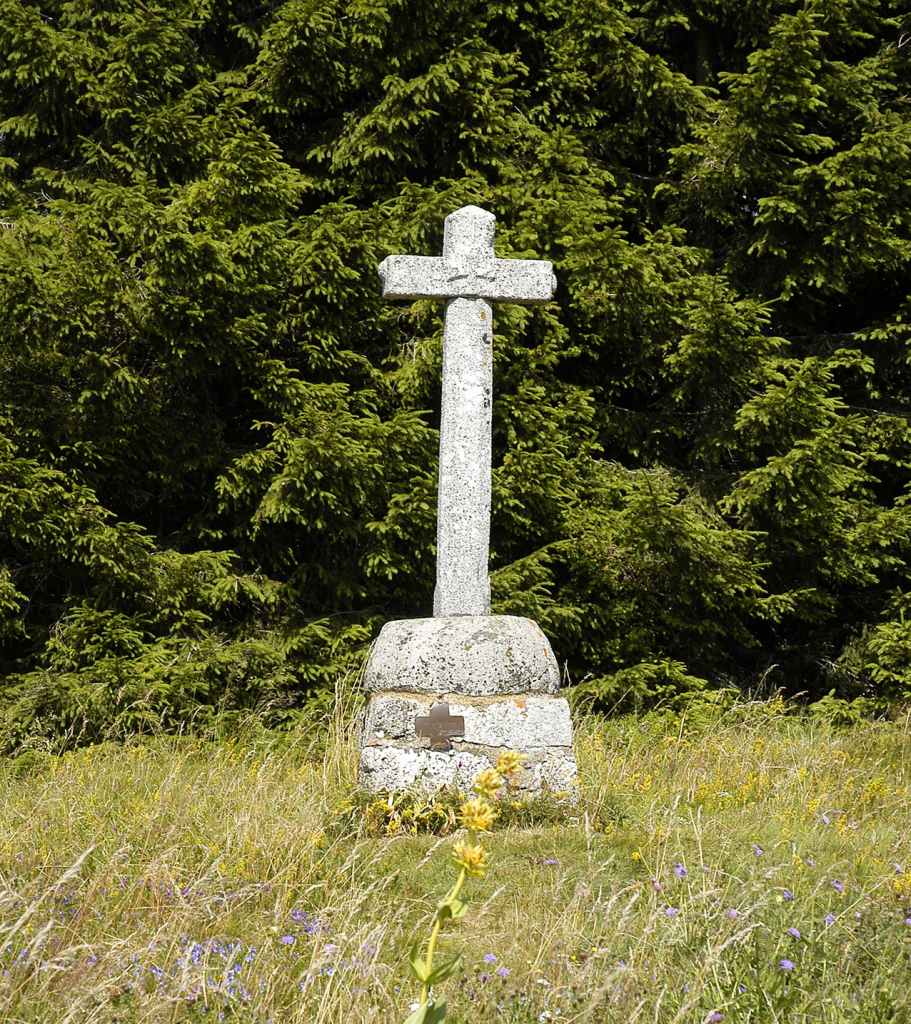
404,865,469,1023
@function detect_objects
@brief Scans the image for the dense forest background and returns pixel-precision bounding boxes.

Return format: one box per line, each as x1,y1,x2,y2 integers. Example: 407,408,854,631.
2,0,911,748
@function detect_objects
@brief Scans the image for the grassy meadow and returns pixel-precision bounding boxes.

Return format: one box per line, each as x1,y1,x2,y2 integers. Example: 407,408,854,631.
1,691,911,1024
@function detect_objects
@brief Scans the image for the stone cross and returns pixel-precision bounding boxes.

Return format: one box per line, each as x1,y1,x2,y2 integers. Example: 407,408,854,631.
378,205,556,616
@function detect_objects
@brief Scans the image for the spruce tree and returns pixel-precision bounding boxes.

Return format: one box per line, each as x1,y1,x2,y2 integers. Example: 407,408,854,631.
2,0,911,747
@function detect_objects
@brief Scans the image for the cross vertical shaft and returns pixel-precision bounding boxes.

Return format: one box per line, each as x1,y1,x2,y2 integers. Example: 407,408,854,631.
434,295,493,616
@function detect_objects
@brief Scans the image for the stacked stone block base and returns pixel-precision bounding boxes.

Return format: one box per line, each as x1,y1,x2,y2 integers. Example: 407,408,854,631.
358,615,578,798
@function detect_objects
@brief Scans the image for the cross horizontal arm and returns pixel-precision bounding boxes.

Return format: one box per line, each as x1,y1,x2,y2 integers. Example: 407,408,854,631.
378,254,556,305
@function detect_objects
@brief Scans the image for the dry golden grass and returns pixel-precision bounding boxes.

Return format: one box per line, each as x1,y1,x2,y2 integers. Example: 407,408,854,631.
2,690,911,1023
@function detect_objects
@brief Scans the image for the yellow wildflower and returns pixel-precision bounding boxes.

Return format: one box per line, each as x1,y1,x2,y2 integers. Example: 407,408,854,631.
452,838,489,877
458,796,498,833
472,768,503,800
495,749,525,779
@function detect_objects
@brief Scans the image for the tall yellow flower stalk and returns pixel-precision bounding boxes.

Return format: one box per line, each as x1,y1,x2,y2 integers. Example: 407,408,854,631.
403,750,525,1024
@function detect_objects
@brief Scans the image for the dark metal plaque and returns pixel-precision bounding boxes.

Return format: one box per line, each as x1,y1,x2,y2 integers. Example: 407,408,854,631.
415,701,465,750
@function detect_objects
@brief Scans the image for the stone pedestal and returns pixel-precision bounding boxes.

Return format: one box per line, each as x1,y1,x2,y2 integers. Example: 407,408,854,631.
358,615,578,798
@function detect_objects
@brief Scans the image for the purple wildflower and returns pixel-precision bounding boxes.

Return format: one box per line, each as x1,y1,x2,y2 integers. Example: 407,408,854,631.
788,928,800,939
751,845,763,856
831,880,844,895
483,954,497,964
893,863,904,874
544,859,558,866
780,959,795,971
651,879,663,892
824,914,836,926
709,1014,724,1022
673,862,687,879
725,908,739,919
807,859,816,867
496,966,510,978
782,890,794,901
280,936,295,945
665,907,679,917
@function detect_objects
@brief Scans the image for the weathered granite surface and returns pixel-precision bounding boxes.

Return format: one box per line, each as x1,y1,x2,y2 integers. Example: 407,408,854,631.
359,206,576,798
378,205,555,617
358,744,578,796
362,615,560,696
377,205,555,304
362,693,574,748
434,295,493,616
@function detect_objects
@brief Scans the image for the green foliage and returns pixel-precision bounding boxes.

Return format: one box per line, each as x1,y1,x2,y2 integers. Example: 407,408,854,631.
2,0,911,742
808,690,879,728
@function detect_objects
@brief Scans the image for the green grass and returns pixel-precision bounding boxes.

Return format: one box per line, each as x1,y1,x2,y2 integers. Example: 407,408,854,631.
2,693,911,1023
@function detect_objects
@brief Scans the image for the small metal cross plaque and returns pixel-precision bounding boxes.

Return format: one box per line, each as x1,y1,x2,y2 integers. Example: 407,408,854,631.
415,701,465,750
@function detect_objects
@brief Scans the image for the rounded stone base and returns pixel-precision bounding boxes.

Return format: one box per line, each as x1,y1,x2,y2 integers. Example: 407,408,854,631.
363,615,560,695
